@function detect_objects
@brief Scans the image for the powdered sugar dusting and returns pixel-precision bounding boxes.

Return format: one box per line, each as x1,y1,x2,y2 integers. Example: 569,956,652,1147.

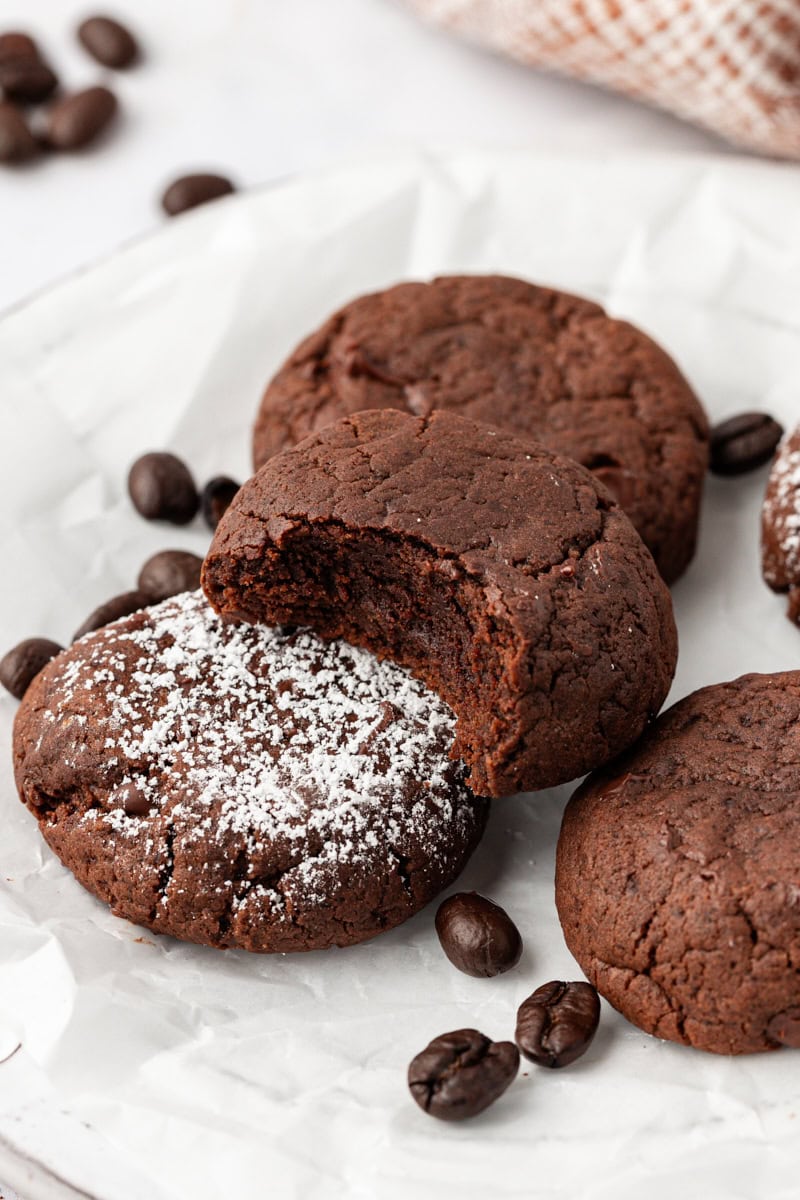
44,591,482,926
764,431,800,585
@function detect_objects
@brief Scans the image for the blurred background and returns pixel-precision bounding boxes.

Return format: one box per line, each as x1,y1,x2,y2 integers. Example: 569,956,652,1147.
0,0,733,313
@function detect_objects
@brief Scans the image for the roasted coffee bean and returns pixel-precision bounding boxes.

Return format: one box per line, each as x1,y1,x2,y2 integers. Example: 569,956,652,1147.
77,16,139,68
138,549,204,602
435,891,522,978
128,452,199,525
0,57,58,104
408,1029,519,1121
515,980,600,1068
0,32,39,60
117,782,151,817
46,86,117,150
710,412,783,476
767,1009,800,1049
201,475,240,530
0,638,63,699
0,101,38,162
73,590,149,642
161,173,236,217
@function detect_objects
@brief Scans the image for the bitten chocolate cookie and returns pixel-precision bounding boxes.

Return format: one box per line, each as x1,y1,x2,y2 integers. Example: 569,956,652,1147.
13,590,487,953
556,672,800,1055
762,426,800,622
253,275,709,583
204,409,677,798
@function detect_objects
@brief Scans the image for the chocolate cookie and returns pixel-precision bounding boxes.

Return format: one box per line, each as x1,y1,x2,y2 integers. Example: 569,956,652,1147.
762,425,800,622
204,409,678,798
556,672,800,1055
252,275,709,583
13,590,487,953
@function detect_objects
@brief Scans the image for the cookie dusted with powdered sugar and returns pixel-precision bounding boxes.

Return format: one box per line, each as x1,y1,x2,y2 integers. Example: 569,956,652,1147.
762,426,800,624
13,591,487,952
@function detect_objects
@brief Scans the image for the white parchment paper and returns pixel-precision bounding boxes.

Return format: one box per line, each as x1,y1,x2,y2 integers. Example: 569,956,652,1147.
1,149,800,1200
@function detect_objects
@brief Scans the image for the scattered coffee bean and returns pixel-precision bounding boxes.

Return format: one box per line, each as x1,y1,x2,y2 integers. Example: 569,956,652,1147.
161,173,236,217
710,412,783,476
46,85,117,150
128,452,199,525
0,32,39,60
0,637,63,700
201,475,240,530
515,980,600,1068
408,1029,519,1121
0,56,58,104
77,16,139,68
73,589,149,642
435,892,522,978
138,549,204,602
117,781,151,817
767,1008,800,1049
0,101,38,162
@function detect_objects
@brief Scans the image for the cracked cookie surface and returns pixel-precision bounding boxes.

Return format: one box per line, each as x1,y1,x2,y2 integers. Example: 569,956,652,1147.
204,408,678,797
556,672,800,1055
762,425,800,623
13,590,487,953
252,274,709,583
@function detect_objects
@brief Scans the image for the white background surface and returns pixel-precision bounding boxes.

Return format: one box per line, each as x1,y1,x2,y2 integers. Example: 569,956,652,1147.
0,0,729,314
1,149,800,1200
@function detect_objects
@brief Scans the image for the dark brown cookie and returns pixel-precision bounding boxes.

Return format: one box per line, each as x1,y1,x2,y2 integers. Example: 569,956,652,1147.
204,409,677,798
762,426,800,623
556,672,800,1055
252,275,709,583
13,590,487,953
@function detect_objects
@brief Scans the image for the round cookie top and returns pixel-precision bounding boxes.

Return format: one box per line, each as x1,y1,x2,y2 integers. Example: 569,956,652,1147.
762,425,800,617
13,590,487,953
556,672,800,1055
253,274,709,583
205,408,678,798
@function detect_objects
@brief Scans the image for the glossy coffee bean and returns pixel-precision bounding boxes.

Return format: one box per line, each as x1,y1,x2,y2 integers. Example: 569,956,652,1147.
128,452,199,525
73,590,149,642
408,1028,519,1121
161,173,235,217
0,57,58,104
201,475,240,530
0,101,38,162
515,980,600,1068
435,891,522,978
77,16,139,68
0,32,39,60
710,412,783,476
138,549,204,602
0,638,63,699
46,86,117,150
117,782,151,817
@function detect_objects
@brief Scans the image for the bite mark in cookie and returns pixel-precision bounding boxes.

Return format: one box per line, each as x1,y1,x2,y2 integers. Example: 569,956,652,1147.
205,409,678,797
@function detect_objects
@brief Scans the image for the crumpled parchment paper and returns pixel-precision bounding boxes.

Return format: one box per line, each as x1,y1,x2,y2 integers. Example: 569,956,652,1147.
1,149,800,1200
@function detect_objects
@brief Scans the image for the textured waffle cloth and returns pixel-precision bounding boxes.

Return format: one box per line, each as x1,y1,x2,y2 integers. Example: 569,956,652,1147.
405,0,800,157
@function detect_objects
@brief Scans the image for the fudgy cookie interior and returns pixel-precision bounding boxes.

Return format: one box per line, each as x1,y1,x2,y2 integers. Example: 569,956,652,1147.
207,524,520,792
204,410,678,797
